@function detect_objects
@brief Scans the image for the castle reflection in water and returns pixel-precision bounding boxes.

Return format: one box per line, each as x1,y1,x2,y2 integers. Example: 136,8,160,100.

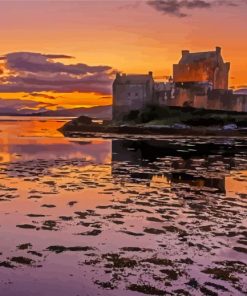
111,138,247,194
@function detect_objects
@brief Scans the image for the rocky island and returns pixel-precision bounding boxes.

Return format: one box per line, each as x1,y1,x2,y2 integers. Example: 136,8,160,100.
60,47,247,138
59,105,247,138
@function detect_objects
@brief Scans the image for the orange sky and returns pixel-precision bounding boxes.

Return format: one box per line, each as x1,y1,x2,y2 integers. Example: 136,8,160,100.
0,0,246,109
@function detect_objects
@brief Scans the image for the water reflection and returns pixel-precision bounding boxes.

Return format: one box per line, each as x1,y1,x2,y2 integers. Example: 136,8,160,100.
112,139,247,195
0,117,111,163
0,118,246,296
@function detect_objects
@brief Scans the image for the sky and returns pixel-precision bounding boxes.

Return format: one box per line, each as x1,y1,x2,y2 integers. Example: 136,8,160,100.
0,0,247,112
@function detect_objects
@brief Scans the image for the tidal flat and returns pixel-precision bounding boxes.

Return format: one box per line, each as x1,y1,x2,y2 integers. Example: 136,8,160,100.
0,117,246,295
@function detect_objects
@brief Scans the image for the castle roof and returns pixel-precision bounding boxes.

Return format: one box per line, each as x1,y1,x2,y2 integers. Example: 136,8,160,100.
179,51,218,64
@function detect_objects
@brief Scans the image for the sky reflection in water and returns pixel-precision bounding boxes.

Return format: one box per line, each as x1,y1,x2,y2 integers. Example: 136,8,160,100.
0,118,246,296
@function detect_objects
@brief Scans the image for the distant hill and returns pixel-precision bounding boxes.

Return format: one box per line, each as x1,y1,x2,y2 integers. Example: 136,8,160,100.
234,89,247,95
33,105,112,119
0,105,112,120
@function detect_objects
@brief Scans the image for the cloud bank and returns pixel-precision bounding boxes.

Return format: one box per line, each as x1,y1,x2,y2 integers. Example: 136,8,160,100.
147,0,241,17
0,52,114,94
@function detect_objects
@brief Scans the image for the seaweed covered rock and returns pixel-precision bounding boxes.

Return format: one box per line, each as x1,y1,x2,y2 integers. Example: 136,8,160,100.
59,115,95,133
76,116,93,125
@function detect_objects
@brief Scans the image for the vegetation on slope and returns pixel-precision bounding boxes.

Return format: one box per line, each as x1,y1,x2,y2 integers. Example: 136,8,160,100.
122,105,247,127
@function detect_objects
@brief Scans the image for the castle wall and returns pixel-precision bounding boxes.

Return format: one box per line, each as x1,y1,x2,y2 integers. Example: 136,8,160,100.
174,88,193,107
241,96,247,112
173,48,230,90
232,95,247,112
207,91,247,112
113,77,154,120
194,95,208,109
170,82,211,108
214,63,230,89
173,60,215,84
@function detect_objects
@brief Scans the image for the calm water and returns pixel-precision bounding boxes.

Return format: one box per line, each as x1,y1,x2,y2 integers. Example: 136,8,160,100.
0,117,246,296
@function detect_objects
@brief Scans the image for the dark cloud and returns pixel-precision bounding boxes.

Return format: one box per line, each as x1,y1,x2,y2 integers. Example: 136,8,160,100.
23,92,58,100
99,95,112,100
0,73,112,94
44,54,74,59
118,1,142,10
5,52,111,75
147,0,241,17
236,86,247,90
0,52,114,94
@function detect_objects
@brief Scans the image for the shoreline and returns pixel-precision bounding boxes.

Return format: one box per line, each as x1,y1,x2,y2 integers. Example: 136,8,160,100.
59,123,247,138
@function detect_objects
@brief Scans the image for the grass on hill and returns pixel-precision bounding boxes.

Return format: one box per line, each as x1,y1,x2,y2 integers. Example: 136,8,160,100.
122,105,247,127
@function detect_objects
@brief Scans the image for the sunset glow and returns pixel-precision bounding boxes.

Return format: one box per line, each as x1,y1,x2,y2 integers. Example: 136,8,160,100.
0,0,246,111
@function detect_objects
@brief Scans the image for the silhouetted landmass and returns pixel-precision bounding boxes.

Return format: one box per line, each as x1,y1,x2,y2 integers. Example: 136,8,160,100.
32,105,112,119
0,105,112,120
122,105,247,126
60,106,247,137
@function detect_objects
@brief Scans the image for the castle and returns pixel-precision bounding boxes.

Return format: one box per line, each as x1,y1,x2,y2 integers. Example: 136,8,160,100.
113,47,247,120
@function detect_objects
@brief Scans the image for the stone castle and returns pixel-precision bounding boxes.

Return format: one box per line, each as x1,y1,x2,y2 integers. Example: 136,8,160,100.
113,47,247,119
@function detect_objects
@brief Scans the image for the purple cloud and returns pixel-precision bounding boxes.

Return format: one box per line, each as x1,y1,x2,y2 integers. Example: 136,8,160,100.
5,52,111,75
44,54,74,59
23,92,58,100
147,0,241,17
0,52,114,94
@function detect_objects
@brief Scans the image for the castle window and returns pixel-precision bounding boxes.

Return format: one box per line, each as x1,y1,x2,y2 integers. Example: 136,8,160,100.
128,92,131,97
135,93,138,97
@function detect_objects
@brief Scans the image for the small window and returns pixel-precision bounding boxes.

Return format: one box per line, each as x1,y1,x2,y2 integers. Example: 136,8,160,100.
128,92,131,97
135,93,138,97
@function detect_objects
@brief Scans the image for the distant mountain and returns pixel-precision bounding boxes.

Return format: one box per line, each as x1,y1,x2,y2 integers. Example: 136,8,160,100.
0,105,112,120
234,89,247,95
36,105,112,119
